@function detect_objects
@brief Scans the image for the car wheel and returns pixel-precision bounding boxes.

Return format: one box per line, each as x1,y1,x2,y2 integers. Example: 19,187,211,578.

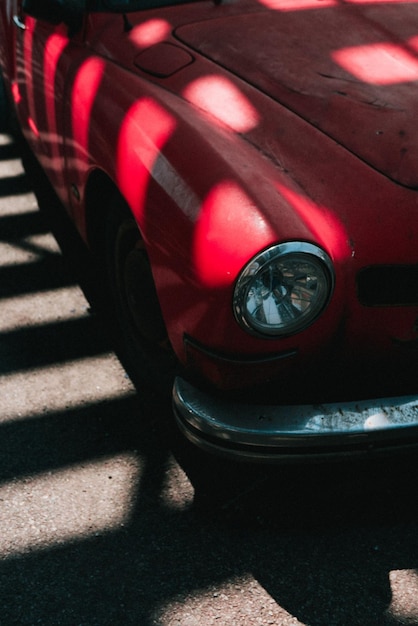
106,200,176,397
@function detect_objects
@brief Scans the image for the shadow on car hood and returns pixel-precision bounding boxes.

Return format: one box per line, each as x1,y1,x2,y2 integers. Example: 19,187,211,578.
176,0,418,188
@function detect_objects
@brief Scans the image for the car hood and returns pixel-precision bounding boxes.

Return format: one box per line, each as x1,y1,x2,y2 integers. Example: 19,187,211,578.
175,2,418,188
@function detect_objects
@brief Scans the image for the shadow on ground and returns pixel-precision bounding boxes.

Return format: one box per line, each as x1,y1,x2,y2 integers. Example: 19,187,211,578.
1,129,418,626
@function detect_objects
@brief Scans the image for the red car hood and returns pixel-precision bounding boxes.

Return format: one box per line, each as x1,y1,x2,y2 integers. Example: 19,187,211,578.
176,1,418,188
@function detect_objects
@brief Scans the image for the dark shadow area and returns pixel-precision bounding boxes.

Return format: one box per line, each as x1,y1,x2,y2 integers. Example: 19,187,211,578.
0,257,77,297
0,171,32,197
0,316,112,373
0,140,20,161
0,209,50,239
221,455,418,626
0,396,143,482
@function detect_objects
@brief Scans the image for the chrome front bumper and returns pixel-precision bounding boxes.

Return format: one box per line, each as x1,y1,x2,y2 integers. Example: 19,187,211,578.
173,377,418,461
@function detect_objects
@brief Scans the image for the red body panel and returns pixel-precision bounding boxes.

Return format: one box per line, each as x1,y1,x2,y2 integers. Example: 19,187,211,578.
2,0,418,395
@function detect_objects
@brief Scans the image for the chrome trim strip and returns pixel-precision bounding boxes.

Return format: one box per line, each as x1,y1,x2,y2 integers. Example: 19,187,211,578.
13,15,26,30
173,376,418,460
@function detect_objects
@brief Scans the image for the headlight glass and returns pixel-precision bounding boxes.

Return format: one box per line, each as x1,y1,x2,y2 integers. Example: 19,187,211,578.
233,242,334,337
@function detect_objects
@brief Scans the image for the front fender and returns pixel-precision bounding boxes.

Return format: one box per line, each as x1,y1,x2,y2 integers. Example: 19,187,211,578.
66,57,344,365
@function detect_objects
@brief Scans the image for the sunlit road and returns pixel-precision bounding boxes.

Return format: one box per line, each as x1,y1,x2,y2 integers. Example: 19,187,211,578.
1,127,418,626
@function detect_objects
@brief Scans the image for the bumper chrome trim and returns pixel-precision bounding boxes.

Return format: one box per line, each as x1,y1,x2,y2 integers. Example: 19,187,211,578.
172,376,418,460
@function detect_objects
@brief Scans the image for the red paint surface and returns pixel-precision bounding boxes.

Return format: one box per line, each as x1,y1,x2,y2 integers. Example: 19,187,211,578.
2,0,418,391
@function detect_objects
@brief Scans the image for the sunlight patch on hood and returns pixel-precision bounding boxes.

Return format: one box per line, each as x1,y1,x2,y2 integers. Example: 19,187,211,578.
129,19,171,48
257,0,336,10
183,75,260,133
332,38,418,85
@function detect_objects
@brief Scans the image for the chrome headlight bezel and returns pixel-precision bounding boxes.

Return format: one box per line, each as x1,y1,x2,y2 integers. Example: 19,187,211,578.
233,242,334,338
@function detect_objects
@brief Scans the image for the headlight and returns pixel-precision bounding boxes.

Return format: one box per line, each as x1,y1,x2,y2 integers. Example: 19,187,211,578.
233,242,334,337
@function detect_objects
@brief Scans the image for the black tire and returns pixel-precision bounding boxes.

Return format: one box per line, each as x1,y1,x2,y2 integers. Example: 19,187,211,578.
106,199,176,398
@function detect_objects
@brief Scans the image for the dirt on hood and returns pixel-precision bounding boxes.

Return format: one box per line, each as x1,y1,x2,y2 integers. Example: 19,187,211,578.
176,0,418,188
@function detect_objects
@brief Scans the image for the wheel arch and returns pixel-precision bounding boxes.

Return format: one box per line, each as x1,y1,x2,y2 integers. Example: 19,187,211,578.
83,165,172,336
84,169,133,261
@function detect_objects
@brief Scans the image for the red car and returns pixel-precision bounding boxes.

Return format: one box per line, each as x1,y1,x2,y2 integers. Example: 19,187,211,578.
2,0,418,460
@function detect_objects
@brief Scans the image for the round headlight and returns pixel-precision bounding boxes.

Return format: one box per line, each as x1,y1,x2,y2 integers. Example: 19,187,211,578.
233,242,334,337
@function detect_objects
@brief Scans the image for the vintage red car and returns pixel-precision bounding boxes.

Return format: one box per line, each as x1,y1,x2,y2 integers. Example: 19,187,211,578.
1,0,418,460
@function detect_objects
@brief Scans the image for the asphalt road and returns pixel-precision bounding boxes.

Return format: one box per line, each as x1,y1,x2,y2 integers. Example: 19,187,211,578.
2,124,418,626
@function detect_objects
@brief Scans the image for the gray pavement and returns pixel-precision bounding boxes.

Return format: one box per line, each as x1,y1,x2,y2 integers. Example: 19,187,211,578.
2,127,418,625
